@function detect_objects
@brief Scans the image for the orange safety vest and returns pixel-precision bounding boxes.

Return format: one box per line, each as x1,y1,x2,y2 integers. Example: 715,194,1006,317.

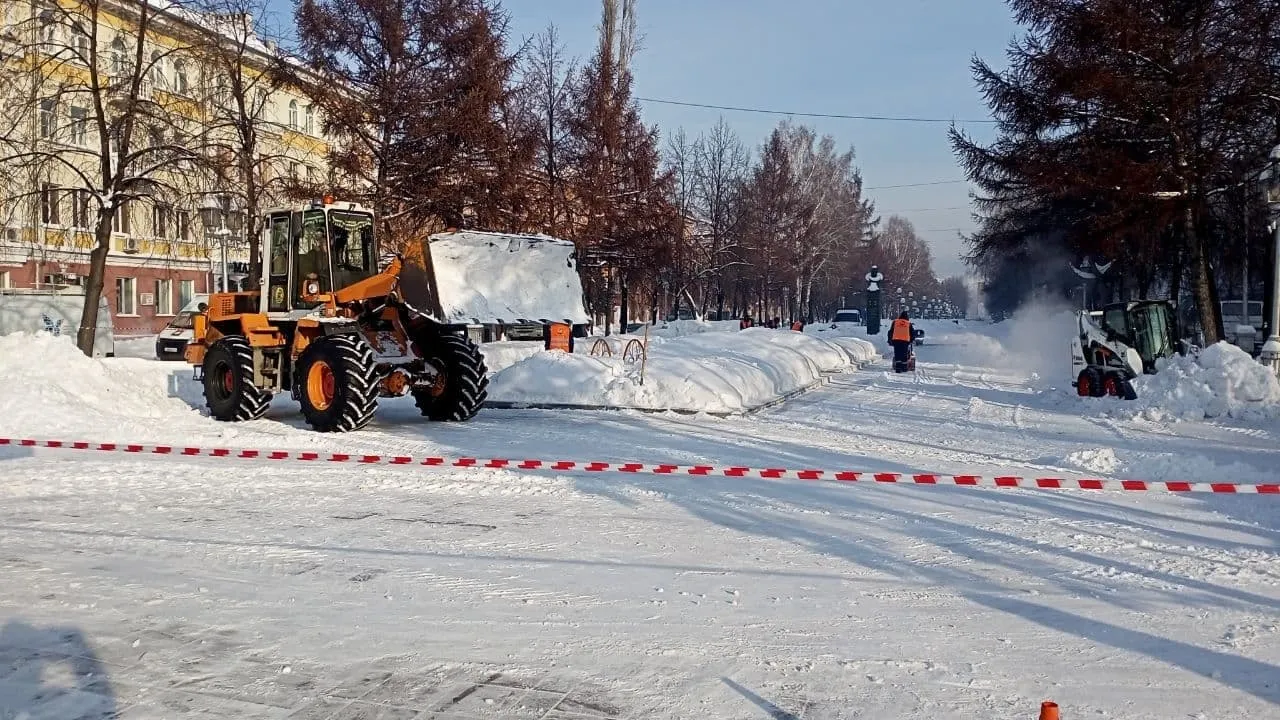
890,318,912,343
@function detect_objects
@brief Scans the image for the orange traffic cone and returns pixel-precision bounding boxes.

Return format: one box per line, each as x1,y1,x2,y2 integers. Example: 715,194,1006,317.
1039,700,1060,720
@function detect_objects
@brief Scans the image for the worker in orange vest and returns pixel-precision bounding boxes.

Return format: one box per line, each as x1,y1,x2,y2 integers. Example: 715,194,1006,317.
887,311,916,371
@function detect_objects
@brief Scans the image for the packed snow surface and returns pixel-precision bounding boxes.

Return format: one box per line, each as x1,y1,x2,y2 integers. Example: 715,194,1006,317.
428,230,590,325
1,314,1278,719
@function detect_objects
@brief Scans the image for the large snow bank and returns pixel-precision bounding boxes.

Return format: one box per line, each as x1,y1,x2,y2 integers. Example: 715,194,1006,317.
428,231,590,325
0,332,208,438
487,327,864,414
647,319,741,337
1118,342,1280,421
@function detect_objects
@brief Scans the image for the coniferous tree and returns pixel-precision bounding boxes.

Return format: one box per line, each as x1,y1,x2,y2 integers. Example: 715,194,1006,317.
953,0,1280,342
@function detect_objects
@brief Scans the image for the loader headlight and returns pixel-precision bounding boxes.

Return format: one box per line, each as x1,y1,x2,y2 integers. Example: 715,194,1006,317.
306,281,320,295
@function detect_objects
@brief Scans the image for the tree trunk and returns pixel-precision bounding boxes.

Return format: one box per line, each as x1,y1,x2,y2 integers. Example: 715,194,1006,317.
619,274,629,330
245,161,261,286
1187,208,1221,344
77,208,116,356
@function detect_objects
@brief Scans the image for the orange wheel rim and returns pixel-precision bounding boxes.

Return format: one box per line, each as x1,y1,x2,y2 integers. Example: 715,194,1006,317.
307,361,336,410
427,371,447,398
222,368,235,393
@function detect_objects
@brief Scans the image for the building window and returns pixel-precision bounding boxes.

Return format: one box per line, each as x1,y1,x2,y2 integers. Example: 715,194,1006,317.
304,104,314,134
253,89,268,119
112,201,130,234
150,49,166,88
39,99,55,138
69,106,88,146
116,276,136,315
176,209,190,241
110,36,127,77
152,203,170,238
71,23,90,58
290,161,301,180
40,9,57,44
71,190,91,229
179,279,194,308
173,59,189,94
288,100,298,130
155,278,173,315
40,183,60,225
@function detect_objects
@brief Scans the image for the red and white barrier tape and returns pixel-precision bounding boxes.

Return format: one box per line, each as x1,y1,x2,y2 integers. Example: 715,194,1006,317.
3,437,1277,494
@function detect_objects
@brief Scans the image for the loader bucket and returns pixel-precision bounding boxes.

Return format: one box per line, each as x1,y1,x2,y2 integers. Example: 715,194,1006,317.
398,237,447,322
398,230,590,327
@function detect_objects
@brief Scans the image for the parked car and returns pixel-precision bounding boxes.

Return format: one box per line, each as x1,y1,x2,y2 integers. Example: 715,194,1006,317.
154,295,208,360
0,288,115,357
830,309,862,328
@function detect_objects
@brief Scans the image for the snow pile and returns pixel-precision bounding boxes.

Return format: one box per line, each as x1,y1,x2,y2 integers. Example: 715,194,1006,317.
478,340,544,373
428,231,590,325
487,327,856,413
0,332,207,438
647,319,741,337
1119,342,1280,421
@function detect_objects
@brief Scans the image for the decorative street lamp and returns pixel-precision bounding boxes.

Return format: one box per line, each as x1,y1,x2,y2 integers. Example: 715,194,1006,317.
1259,144,1280,374
865,265,884,335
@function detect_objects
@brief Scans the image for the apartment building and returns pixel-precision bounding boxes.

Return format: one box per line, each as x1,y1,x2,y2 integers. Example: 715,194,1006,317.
0,0,329,335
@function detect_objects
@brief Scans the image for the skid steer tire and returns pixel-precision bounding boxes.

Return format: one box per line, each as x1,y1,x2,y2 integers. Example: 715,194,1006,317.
413,334,489,421
1076,367,1105,398
295,334,379,432
203,335,271,422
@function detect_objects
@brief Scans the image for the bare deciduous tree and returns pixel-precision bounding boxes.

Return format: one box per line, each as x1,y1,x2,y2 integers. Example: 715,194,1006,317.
0,0,214,355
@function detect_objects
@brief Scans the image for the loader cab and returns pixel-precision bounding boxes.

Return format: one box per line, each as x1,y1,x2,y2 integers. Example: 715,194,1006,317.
1098,300,1177,373
262,199,378,314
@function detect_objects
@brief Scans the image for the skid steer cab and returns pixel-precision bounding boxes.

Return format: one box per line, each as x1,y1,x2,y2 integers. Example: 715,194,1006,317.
184,198,488,432
1070,300,1178,401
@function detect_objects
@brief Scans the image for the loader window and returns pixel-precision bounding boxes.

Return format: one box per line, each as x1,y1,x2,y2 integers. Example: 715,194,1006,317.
293,209,331,309
267,214,290,312
329,211,376,289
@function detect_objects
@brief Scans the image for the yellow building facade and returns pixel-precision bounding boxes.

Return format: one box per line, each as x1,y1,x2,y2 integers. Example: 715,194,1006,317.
0,0,329,335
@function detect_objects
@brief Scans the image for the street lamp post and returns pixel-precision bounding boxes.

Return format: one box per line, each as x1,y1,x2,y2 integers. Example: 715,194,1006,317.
1260,145,1280,374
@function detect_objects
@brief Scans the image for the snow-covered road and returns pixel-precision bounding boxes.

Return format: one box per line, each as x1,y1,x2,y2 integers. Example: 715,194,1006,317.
1,326,1278,719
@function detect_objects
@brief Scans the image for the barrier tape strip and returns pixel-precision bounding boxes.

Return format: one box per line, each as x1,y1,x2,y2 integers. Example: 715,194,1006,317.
3,437,1277,494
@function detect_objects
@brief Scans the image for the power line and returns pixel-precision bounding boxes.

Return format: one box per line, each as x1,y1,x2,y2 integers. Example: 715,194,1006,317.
879,205,969,213
864,179,969,190
636,97,998,124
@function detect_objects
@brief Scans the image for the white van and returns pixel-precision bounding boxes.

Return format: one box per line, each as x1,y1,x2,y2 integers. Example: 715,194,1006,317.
0,288,115,357
154,294,208,360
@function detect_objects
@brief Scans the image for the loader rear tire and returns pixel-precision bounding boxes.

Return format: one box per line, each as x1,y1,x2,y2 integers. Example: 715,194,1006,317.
413,333,488,421
203,335,271,422
295,334,379,432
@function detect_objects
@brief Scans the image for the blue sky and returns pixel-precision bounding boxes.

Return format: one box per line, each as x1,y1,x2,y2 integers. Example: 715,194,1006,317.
263,0,1022,277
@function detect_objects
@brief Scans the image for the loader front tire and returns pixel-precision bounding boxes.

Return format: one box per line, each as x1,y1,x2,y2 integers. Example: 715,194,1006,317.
295,334,379,432
413,333,488,421
203,335,271,422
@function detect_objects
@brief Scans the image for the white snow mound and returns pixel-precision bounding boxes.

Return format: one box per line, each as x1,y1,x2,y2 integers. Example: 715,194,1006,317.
1120,342,1280,421
0,332,207,438
488,328,870,413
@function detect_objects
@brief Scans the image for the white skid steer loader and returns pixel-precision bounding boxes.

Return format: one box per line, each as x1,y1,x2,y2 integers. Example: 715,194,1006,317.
1070,300,1178,400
